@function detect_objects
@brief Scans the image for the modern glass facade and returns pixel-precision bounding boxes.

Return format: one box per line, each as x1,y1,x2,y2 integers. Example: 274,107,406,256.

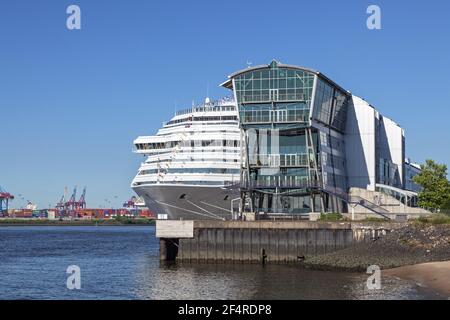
313,78,349,132
377,158,400,187
233,61,314,126
405,160,422,193
222,60,351,216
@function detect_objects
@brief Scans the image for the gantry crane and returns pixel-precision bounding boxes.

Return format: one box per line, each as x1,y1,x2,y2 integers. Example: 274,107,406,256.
0,186,14,214
56,186,87,211
75,187,86,209
65,186,77,210
56,187,68,210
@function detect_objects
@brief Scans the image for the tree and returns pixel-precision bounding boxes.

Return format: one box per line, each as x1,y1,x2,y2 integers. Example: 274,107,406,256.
413,159,450,210
442,196,450,214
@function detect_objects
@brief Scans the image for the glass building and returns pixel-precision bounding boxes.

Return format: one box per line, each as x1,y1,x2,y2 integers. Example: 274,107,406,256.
221,60,351,216
221,60,421,218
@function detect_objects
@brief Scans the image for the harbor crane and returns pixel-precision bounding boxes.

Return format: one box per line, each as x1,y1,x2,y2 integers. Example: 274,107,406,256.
55,186,87,210
75,187,87,209
0,186,14,213
66,186,77,210
123,196,145,208
123,196,138,208
56,186,68,210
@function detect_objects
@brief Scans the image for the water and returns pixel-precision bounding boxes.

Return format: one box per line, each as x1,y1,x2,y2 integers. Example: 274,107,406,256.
0,226,442,300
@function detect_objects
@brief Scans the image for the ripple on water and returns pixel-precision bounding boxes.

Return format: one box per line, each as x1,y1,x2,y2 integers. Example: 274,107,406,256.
0,226,443,300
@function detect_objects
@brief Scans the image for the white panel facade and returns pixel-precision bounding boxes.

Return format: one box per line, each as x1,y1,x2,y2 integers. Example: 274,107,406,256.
378,116,405,187
345,95,376,191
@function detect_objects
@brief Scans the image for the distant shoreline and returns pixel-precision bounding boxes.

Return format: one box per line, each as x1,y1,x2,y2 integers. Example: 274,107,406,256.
0,218,156,226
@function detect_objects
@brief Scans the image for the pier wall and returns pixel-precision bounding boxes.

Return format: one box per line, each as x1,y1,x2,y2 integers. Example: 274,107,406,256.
157,221,404,263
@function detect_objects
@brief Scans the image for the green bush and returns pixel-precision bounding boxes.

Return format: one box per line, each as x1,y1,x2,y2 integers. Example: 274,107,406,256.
429,214,450,224
413,214,450,225
112,216,154,225
361,217,388,222
319,213,344,221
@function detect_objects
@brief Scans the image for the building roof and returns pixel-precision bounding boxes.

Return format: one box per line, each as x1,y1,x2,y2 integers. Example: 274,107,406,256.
220,60,350,95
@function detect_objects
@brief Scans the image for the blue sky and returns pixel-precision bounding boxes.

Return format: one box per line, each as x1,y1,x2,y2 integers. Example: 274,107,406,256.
0,0,449,208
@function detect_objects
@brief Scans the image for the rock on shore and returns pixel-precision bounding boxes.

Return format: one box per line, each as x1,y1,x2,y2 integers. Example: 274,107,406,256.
302,224,450,272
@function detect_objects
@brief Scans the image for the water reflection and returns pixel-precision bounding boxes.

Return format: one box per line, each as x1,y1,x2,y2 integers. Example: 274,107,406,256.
132,260,438,300
0,226,441,300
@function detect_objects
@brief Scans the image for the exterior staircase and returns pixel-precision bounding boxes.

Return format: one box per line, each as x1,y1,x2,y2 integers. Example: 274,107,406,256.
348,195,391,219
347,187,431,220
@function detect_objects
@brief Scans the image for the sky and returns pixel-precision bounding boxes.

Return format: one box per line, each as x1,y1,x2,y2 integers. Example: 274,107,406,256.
0,0,449,209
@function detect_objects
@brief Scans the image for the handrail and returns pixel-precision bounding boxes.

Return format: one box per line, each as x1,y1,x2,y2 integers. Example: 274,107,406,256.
249,153,309,167
240,109,309,124
241,93,307,103
242,179,320,189
175,98,236,116
349,195,391,219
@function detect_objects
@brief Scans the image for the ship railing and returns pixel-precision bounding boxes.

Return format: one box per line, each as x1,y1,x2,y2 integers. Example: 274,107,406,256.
175,105,237,116
175,99,236,116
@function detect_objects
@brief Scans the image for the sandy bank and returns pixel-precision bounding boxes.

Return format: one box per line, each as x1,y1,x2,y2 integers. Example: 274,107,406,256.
384,261,450,297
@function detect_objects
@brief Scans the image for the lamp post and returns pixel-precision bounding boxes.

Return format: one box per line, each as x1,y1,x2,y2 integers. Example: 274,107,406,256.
231,198,241,220
349,203,358,221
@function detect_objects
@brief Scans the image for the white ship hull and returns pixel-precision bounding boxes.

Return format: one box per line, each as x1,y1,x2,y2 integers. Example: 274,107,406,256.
133,184,239,220
131,97,241,221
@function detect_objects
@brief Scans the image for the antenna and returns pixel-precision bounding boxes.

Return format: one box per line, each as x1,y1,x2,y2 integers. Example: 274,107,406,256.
246,60,253,68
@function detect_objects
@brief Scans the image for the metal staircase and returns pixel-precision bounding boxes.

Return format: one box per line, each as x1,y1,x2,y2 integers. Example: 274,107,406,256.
348,195,391,219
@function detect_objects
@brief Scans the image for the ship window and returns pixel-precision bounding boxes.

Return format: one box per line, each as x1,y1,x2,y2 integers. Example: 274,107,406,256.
179,194,186,199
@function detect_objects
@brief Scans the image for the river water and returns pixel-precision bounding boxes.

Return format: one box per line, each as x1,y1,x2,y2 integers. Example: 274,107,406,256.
0,226,441,300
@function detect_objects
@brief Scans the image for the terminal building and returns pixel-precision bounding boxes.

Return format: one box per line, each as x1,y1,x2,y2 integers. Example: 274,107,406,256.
221,60,426,218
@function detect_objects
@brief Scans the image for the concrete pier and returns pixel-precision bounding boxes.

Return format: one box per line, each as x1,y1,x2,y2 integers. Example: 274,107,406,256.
156,220,404,263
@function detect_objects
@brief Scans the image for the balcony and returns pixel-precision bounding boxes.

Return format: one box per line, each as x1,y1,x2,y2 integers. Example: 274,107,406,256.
240,109,310,124
241,93,307,103
242,177,321,190
249,153,309,167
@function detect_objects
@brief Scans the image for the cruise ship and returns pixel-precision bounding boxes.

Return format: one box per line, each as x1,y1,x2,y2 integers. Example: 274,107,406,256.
131,97,241,220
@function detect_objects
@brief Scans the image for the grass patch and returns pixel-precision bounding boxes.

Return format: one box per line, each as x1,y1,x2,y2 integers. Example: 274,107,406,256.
412,214,450,225
361,217,389,222
319,213,346,221
112,216,155,225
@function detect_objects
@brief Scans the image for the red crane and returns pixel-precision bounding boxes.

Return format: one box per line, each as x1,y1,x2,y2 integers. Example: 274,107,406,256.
56,187,68,210
123,196,137,208
65,186,77,210
0,186,14,214
75,187,87,209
